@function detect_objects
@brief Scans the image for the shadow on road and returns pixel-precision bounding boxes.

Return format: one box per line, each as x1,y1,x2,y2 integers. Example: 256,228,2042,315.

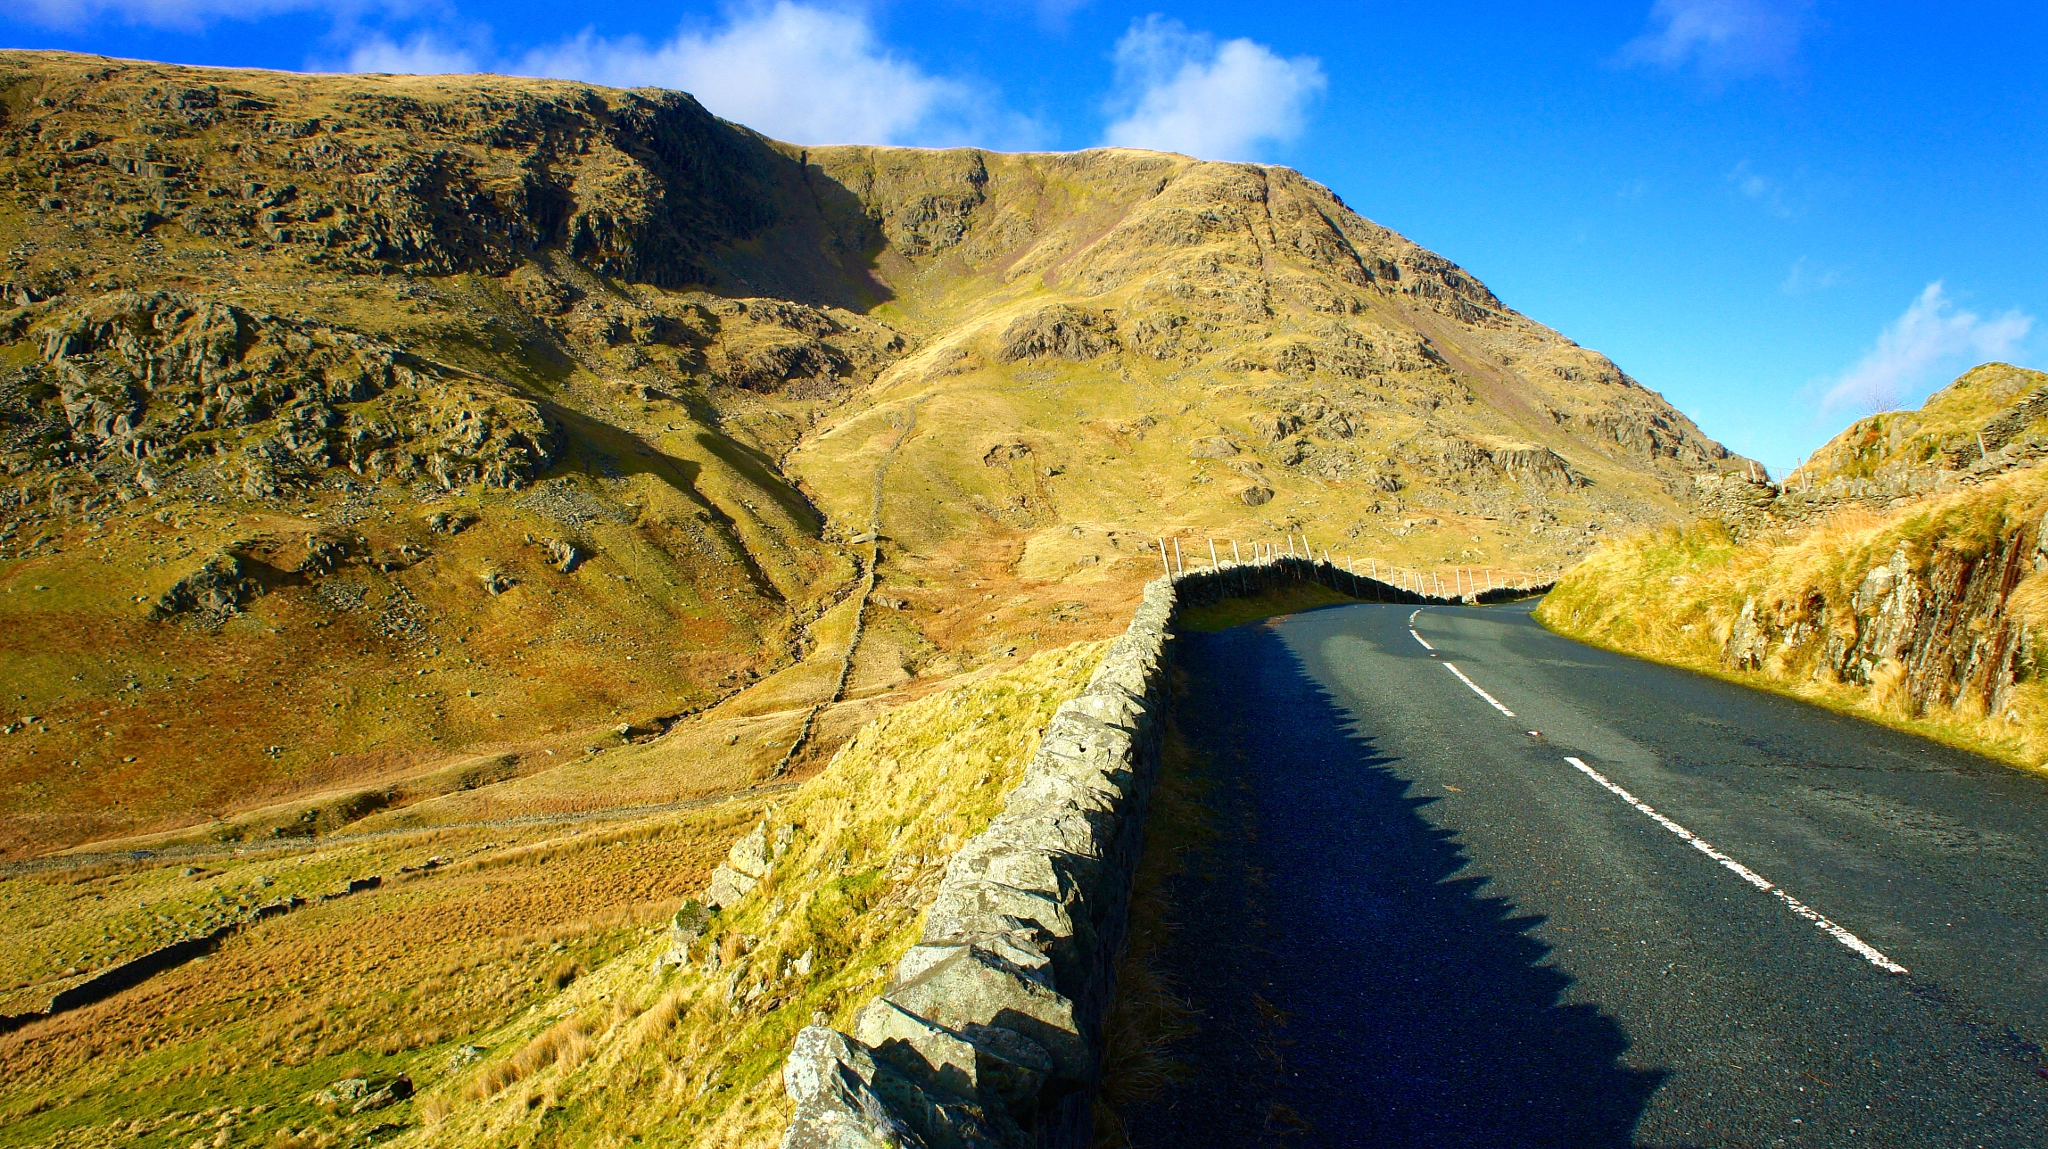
1123,620,1665,1148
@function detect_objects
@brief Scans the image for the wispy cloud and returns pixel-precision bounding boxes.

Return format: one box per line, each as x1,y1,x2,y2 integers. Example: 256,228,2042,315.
338,3,1036,149
1727,159,1795,217
345,29,483,75
1822,282,2034,413
1620,0,1808,79
1780,256,1840,296
1100,15,1325,161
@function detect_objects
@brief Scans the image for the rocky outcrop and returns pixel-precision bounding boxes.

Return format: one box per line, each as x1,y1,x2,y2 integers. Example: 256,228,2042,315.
705,818,792,909
1724,528,2037,722
995,306,1118,364
1490,443,1585,489
17,290,559,489
150,552,262,621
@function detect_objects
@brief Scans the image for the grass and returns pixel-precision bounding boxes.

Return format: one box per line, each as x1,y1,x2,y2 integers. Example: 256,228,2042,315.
0,639,1105,1148
389,638,1106,1149
0,807,762,1149
1174,580,1362,633
1536,462,2048,774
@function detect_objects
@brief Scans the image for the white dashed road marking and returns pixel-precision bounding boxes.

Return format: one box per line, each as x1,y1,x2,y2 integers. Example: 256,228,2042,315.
1562,755,1908,975
1408,609,1433,650
1407,604,1907,975
1444,662,1515,717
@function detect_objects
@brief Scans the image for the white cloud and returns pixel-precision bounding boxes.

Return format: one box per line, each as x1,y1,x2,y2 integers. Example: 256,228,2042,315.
1621,0,1807,78
1100,15,1325,161
520,4,970,145
345,31,481,75
327,3,1030,148
1822,282,2034,413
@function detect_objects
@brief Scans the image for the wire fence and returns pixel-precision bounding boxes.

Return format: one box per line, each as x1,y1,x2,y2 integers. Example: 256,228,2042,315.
1147,531,1554,604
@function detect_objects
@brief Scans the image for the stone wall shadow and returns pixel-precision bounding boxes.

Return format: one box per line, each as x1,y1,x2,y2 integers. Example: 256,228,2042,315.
1127,621,1667,1148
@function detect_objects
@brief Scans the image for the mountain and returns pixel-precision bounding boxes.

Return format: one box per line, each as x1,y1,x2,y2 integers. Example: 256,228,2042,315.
0,49,1751,856
1540,363,2048,771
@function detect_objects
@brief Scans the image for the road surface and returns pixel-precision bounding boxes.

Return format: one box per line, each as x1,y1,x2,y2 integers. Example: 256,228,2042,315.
1126,600,2048,1148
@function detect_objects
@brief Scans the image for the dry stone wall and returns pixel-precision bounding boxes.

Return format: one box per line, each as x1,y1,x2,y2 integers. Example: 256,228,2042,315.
776,557,1423,1149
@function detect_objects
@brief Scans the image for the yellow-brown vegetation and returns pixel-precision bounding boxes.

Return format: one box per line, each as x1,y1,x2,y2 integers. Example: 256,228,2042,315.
0,638,1104,1149
1538,463,2048,773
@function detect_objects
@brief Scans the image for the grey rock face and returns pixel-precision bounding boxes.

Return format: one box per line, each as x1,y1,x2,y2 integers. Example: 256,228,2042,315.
706,818,792,909
1724,532,2035,720
545,537,582,572
655,899,714,970
995,305,1117,363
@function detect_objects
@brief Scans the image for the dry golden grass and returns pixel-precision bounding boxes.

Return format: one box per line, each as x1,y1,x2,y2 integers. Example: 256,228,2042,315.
1537,464,2048,773
0,803,763,1149
402,638,1108,1149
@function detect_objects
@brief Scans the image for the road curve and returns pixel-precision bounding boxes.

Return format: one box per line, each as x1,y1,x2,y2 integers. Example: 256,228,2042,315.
1126,599,2048,1148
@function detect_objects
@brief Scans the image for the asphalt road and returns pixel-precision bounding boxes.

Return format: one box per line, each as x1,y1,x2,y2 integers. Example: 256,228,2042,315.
1125,599,2048,1148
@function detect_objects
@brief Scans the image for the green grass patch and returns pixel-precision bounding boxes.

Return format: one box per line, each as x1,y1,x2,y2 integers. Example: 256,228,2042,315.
1174,582,1358,632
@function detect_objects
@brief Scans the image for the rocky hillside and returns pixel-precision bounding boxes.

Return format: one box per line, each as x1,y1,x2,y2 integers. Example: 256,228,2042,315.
0,50,1750,856
1787,363,2048,506
1540,363,2048,771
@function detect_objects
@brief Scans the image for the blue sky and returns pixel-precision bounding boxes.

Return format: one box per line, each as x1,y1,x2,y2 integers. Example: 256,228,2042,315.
9,1,2044,475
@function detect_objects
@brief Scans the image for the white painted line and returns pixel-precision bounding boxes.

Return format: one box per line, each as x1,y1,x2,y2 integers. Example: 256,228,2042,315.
1562,756,1908,975
1408,609,1435,649
1444,662,1514,716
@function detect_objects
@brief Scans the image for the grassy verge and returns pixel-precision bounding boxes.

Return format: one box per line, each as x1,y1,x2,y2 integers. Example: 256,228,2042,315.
0,641,1109,1149
1174,582,1359,633
1535,471,2048,775
0,807,762,1149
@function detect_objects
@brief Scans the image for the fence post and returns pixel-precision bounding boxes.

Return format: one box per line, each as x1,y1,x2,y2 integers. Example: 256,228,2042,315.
1173,537,1183,575
1158,538,1169,578
1210,539,1220,571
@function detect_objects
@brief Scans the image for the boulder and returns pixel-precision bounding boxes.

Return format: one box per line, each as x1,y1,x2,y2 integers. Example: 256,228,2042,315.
882,944,1089,1084
853,1000,1054,1119
705,863,758,910
783,1026,1007,1149
705,820,779,908
545,537,582,573
656,899,714,969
